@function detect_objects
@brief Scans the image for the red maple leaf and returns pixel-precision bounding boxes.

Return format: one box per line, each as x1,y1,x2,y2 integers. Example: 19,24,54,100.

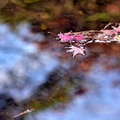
58,32,73,42
58,32,85,42
73,34,85,41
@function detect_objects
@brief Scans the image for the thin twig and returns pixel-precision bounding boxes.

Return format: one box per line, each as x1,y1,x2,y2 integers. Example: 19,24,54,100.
48,31,57,37
103,22,113,29
12,108,35,119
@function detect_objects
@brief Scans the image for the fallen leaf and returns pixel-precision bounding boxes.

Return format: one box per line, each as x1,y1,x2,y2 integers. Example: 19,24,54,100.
66,45,85,57
58,32,73,42
112,24,120,33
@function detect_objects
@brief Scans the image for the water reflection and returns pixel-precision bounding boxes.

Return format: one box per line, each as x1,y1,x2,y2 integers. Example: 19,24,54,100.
0,22,59,101
0,22,120,120
25,60,120,120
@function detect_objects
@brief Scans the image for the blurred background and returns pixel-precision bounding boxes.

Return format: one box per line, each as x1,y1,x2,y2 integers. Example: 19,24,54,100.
0,0,120,120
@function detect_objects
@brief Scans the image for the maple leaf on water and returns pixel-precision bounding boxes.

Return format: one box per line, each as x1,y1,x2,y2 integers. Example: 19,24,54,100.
66,45,85,57
58,32,85,42
112,24,120,33
100,30,114,36
73,34,85,41
58,32,73,42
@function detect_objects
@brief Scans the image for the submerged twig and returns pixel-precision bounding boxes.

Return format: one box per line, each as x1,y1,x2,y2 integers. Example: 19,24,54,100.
12,108,35,119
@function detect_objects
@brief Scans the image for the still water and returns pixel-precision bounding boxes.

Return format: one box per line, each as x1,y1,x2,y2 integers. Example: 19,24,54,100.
0,22,120,120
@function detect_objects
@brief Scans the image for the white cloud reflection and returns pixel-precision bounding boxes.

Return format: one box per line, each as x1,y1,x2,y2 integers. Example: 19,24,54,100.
25,61,120,120
0,22,59,101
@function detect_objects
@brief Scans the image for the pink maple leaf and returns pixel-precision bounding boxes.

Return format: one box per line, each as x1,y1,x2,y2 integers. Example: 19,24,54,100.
58,32,85,42
112,24,120,33
100,30,114,36
66,45,85,57
58,32,73,42
73,34,85,41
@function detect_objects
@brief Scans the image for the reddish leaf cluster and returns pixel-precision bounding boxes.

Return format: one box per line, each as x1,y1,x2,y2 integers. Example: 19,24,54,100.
58,32,85,42
55,23,120,57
